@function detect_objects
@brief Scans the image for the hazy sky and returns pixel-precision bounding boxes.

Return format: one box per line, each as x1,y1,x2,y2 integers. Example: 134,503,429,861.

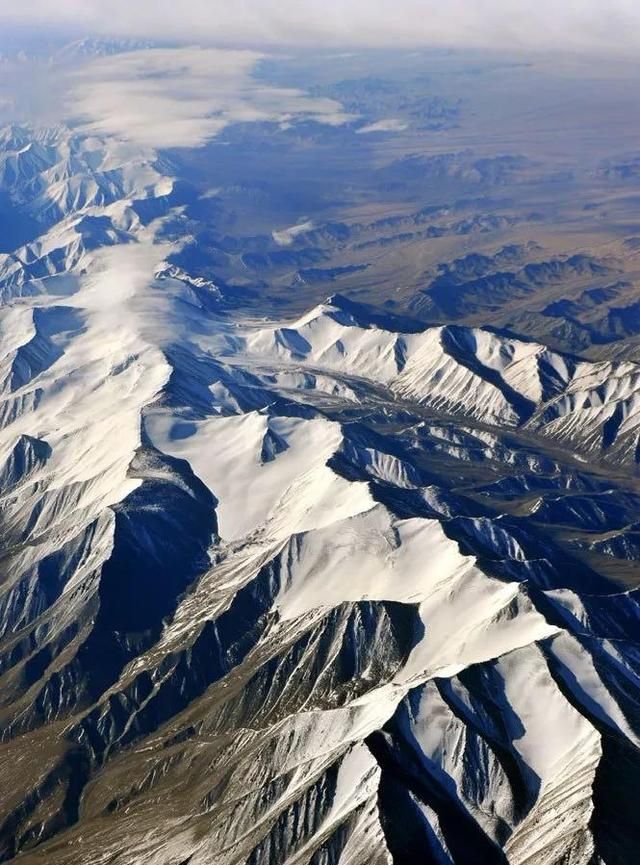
0,0,637,55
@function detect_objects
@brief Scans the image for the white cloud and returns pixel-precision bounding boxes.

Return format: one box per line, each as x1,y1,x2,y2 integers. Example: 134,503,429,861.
272,220,315,247
357,119,409,135
0,0,639,54
68,48,354,149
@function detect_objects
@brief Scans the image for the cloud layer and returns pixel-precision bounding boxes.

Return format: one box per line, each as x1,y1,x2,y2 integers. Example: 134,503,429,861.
0,0,639,54
68,48,353,149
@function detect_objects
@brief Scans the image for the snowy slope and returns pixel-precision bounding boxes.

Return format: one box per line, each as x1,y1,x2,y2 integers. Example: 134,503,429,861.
0,123,639,865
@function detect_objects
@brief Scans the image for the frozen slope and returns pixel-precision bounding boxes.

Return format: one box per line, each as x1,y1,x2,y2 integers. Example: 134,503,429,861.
0,124,639,865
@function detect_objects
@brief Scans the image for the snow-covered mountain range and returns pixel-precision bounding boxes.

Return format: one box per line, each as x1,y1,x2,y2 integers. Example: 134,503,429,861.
0,121,639,865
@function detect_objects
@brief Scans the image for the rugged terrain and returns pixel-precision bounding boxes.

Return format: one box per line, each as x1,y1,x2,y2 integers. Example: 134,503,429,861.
1,45,640,865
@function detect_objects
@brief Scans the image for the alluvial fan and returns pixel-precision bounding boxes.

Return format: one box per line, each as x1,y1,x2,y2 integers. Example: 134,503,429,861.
1,120,640,865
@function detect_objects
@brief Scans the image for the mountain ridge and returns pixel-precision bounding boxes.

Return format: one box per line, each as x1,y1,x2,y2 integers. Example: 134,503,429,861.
0,121,639,865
